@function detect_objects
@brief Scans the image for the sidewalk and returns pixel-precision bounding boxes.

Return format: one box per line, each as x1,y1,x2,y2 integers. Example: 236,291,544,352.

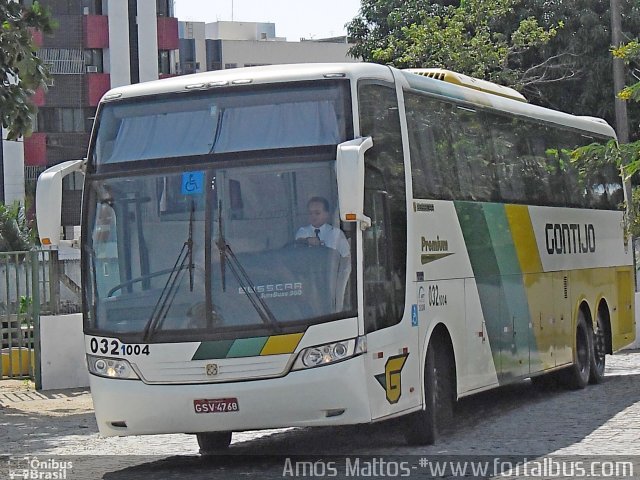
0,379,93,416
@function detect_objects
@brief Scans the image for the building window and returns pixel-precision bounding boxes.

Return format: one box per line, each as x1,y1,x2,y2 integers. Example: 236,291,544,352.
84,49,104,73
158,50,171,74
38,108,89,133
81,0,103,15
225,63,238,69
156,0,172,17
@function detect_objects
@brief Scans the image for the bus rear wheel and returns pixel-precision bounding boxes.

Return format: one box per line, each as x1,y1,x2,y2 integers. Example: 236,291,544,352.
562,310,591,390
404,341,454,445
197,431,232,454
589,309,607,384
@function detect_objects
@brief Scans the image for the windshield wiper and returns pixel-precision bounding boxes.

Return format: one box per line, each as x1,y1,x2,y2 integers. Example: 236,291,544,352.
215,201,282,333
216,200,227,292
187,202,195,291
143,201,195,342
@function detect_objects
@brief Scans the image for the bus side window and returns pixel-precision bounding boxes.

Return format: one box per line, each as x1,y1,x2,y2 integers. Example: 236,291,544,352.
358,82,407,333
405,92,460,200
450,107,495,202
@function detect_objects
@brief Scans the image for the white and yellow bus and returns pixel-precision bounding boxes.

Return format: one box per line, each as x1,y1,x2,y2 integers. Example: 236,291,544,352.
36,63,635,451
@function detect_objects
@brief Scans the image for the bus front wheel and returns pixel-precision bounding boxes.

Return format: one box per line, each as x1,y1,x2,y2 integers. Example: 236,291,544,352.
197,431,232,454
404,341,454,445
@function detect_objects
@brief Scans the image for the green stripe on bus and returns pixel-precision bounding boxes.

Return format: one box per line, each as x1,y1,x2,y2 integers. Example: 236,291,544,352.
455,201,500,277
192,340,235,360
191,334,302,360
455,201,504,379
482,203,521,276
483,203,536,372
455,201,538,382
226,337,269,358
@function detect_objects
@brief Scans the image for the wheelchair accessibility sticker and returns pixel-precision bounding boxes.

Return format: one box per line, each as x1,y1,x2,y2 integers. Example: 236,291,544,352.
182,171,205,195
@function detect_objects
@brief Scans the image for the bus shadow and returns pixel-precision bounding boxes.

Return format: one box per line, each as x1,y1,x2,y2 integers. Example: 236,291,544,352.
103,352,640,478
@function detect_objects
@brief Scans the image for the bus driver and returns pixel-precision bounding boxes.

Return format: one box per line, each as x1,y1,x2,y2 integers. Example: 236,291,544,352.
295,196,351,312
295,196,350,258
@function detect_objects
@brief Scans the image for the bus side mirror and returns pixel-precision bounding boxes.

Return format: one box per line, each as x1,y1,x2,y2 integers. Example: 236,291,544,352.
36,159,85,248
336,137,373,230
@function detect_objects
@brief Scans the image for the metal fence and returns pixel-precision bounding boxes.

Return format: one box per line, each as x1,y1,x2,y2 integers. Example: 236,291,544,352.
0,249,82,385
38,250,82,315
0,251,41,385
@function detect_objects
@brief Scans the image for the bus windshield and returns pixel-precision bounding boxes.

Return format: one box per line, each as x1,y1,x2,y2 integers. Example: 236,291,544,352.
84,159,356,342
94,81,350,165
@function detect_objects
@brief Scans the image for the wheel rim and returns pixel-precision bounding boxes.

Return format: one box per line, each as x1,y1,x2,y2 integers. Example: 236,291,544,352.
577,325,589,375
593,317,606,372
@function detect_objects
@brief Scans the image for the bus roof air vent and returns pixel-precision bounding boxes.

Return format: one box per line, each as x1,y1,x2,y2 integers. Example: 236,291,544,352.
405,68,528,103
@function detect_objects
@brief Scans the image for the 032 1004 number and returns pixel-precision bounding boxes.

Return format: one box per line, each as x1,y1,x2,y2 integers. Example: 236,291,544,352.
428,284,447,307
89,338,150,356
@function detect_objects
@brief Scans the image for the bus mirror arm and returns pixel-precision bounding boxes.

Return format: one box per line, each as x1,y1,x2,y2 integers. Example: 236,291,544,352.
336,137,373,230
36,159,85,248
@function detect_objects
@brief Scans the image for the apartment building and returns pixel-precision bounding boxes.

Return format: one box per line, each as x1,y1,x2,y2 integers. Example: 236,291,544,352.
1,0,179,226
178,21,357,75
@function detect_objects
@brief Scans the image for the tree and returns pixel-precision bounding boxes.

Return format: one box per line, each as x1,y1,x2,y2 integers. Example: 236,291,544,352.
512,0,640,131
0,0,54,141
347,0,640,131
347,0,560,87
0,201,35,251
570,39,640,235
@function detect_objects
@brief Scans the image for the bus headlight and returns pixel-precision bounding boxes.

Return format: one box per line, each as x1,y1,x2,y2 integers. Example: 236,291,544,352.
87,355,140,380
293,336,366,370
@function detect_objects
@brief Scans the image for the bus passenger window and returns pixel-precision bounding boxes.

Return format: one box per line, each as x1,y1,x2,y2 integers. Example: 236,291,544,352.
405,92,460,200
450,107,495,202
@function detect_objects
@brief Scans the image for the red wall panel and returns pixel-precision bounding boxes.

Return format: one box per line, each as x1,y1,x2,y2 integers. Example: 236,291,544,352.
23,133,47,167
87,73,111,106
83,15,109,49
157,16,179,50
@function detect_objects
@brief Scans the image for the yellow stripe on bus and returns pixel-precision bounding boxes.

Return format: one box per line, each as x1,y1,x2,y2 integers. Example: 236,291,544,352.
505,204,543,274
260,333,304,356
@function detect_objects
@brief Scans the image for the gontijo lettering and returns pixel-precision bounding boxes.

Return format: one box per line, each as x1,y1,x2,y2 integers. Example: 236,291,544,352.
545,223,595,254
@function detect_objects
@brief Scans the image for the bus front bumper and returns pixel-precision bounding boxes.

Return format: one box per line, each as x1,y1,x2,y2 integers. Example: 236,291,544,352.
90,355,372,437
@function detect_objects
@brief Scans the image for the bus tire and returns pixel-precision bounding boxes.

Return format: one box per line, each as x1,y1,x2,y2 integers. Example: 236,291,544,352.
197,431,232,454
562,310,591,390
589,308,607,384
404,341,454,445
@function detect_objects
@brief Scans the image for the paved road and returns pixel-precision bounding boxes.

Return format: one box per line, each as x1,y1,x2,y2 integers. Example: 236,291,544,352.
2,351,640,478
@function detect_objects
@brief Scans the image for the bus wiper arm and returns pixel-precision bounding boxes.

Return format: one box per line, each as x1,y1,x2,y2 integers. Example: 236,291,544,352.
142,242,189,342
215,203,281,333
143,204,195,342
187,201,195,292
216,200,227,292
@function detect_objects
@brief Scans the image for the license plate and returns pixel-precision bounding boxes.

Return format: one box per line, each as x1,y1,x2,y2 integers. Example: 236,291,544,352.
193,398,239,414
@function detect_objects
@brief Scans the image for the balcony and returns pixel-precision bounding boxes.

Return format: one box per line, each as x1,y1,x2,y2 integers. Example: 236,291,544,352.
86,73,111,106
83,15,109,49
157,16,179,50
23,133,47,167
29,27,43,48
31,87,46,107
